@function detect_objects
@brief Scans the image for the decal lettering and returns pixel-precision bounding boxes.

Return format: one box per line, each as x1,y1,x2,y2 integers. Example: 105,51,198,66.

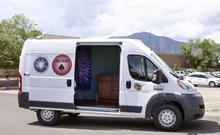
52,54,72,75
153,84,163,91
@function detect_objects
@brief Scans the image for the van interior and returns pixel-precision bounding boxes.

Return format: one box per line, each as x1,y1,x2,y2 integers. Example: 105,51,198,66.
74,46,121,111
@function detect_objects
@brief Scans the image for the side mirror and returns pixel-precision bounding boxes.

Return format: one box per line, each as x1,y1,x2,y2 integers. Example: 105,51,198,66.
152,69,162,84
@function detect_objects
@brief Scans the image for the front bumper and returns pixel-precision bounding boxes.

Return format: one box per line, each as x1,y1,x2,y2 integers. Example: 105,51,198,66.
182,93,205,120
216,82,220,86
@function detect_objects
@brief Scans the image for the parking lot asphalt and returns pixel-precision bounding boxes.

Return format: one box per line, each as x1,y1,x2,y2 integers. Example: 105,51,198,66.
197,86,220,116
0,87,220,135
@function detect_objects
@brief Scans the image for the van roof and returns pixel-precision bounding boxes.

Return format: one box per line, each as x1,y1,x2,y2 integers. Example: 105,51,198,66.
22,38,152,54
27,38,142,44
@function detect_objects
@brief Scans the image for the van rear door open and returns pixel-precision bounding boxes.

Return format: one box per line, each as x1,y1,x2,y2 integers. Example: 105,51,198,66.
28,41,76,110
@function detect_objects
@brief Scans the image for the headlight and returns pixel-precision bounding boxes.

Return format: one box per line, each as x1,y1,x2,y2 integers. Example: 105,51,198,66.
177,80,196,91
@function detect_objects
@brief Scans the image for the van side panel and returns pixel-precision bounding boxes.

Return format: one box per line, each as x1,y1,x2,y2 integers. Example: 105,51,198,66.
19,40,77,110
28,53,75,109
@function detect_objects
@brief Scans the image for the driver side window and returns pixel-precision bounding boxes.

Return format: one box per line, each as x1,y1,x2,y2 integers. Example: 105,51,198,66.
146,58,158,80
128,55,158,81
128,55,146,81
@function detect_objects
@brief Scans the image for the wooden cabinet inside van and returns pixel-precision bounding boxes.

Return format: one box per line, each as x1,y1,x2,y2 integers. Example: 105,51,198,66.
98,75,119,102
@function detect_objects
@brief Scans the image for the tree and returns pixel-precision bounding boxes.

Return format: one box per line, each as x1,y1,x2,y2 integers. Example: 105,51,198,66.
0,35,21,68
178,39,197,68
178,38,220,71
194,39,219,70
0,14,42,68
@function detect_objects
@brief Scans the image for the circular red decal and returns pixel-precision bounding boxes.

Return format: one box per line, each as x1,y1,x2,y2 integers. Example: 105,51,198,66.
52,54,72,75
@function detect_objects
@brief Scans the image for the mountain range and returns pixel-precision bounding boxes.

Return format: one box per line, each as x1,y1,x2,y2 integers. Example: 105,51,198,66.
110,32,186,53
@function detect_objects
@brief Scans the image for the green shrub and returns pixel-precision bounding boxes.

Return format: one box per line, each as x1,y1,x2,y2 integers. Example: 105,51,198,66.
173,64,181,71
196,66,202,72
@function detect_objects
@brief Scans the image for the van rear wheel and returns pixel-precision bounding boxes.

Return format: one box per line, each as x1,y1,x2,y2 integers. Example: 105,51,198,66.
37,109,60,125
153,104,182,131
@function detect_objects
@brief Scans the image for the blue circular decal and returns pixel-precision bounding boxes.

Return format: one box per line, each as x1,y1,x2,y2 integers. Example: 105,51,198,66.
34,57,48,72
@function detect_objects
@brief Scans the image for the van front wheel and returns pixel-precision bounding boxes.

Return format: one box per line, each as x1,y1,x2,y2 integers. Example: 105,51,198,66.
153,104,182,131
37,109,60,125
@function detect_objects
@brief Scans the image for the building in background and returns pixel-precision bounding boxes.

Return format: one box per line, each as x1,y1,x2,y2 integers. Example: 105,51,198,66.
39,34,80,39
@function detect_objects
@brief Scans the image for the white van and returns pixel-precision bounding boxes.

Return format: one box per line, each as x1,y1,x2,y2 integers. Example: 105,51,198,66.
18,39,205,131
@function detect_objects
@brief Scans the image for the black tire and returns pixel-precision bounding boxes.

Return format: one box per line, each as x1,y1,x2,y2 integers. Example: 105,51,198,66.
194,84,198,87
153,104,182,131
37,109,60,125
68,113,80,117
209,81,216,87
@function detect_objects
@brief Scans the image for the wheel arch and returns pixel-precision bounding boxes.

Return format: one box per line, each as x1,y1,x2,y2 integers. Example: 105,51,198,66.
145,93,186,120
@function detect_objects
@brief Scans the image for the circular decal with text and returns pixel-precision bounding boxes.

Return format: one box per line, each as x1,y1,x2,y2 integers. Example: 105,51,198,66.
52,54,72,75
34,57,48,73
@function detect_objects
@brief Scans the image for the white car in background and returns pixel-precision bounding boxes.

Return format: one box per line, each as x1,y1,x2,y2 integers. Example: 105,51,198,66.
184,72,220,87
175,70,186,80
175,71,185,76
185,69,197,75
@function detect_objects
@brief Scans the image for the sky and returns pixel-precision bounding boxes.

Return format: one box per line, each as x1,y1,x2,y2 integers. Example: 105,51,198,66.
0,0,220,42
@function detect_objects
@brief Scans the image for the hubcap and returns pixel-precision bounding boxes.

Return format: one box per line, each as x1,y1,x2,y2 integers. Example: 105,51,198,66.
210,82,215,87
40,110,55,122
158,109,176,127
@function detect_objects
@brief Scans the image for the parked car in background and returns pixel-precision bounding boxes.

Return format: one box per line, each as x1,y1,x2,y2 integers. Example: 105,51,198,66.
185,69,197,75
205,72,220,78
184,72,220,87
175,70,185,80
211,72,220,78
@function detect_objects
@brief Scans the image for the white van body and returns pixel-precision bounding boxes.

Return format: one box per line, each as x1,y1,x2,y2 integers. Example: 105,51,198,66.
18,39,204,131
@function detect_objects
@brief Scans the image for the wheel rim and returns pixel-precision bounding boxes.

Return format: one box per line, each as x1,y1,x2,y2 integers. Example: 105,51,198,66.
158,109,176,128
40,110,55,122
210,82,215,87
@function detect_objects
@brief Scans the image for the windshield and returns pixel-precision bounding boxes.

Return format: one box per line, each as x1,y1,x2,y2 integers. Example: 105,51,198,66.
150,52,178,78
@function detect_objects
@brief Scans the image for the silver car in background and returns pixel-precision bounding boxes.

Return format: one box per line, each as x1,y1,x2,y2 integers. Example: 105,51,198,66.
184,72,220,87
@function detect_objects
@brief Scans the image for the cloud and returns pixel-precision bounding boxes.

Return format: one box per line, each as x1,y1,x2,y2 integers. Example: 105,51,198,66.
90,0,220,42
0,0,220,42
0,0,108,37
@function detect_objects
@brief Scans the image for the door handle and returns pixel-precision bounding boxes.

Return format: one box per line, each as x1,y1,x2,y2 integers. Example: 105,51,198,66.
126,81,131,89
67,79,72,87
